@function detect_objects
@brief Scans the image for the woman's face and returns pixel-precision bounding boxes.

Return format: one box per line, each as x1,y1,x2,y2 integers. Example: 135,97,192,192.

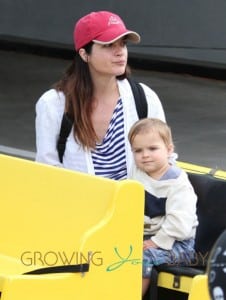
86,38,128,78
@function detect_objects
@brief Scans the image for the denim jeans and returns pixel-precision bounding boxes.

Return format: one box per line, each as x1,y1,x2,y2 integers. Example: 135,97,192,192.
143,238,195,278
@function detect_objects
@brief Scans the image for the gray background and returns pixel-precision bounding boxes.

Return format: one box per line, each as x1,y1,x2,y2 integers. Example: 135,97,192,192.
1,0,226,68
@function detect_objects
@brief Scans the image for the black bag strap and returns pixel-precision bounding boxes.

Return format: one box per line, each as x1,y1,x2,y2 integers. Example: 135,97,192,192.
23,263,89,275
57,112,73,163
57,78,148,162
127,77,148,119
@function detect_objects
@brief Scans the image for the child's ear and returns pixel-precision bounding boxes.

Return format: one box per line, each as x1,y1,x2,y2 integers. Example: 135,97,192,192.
168,143,174,156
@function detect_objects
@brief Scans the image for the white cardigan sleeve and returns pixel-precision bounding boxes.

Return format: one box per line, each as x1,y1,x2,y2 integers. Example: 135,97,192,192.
35,89,65,166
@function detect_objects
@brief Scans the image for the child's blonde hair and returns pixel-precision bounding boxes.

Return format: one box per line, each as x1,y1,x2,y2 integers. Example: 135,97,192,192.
128,118,174,149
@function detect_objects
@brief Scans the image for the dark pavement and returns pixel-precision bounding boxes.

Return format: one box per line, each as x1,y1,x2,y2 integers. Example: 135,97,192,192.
1,49,226,170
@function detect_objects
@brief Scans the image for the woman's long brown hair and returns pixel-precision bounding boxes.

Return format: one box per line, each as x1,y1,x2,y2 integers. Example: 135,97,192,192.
54,42,130,149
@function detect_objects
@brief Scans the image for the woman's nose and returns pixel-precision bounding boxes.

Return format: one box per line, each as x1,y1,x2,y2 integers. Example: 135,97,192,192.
113,41,125,54
115,46,124,55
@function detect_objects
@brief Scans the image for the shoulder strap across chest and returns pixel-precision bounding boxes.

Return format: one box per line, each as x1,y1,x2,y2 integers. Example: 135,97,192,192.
57,78,148,162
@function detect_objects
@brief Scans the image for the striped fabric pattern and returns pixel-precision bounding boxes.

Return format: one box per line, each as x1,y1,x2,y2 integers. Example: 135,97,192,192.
91,98,127,180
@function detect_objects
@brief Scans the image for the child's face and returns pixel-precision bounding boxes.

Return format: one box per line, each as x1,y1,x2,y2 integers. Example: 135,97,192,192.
131,130,173,179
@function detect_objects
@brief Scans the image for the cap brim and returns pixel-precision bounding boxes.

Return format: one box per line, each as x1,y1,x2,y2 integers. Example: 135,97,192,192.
93,31,140,45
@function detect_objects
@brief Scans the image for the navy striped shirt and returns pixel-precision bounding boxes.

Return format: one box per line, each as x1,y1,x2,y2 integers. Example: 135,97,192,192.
91,98,127,180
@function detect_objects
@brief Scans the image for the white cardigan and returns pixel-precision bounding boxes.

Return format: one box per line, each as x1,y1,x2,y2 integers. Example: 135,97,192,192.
35,78,166,175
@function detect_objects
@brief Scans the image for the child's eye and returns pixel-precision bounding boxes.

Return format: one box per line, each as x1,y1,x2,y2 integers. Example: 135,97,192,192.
149,147,158,151
133,149,142,153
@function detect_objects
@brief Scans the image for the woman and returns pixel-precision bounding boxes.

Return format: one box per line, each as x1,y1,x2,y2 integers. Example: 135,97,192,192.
35,10,166,180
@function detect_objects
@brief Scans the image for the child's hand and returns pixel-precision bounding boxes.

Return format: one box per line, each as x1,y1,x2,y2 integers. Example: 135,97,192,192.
143,239,158,250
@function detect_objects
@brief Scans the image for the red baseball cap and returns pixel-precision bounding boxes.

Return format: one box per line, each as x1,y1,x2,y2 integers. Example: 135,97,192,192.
74,11,140,51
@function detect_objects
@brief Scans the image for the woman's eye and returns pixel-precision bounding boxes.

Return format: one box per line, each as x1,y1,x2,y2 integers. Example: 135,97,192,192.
103,43,113,48
103,40,127,48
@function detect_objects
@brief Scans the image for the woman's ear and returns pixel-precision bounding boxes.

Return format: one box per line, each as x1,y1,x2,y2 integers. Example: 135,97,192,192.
78,48,88,63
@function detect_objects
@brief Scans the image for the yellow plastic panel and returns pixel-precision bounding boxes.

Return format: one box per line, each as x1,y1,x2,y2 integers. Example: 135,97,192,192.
158,273,211,300
0,154,144,300
158,272,193,293
188,274,210,300
178,161,226,179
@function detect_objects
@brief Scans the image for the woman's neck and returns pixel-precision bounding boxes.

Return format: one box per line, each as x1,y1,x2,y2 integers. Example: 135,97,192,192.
93,77,119,104
91,78,120,142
